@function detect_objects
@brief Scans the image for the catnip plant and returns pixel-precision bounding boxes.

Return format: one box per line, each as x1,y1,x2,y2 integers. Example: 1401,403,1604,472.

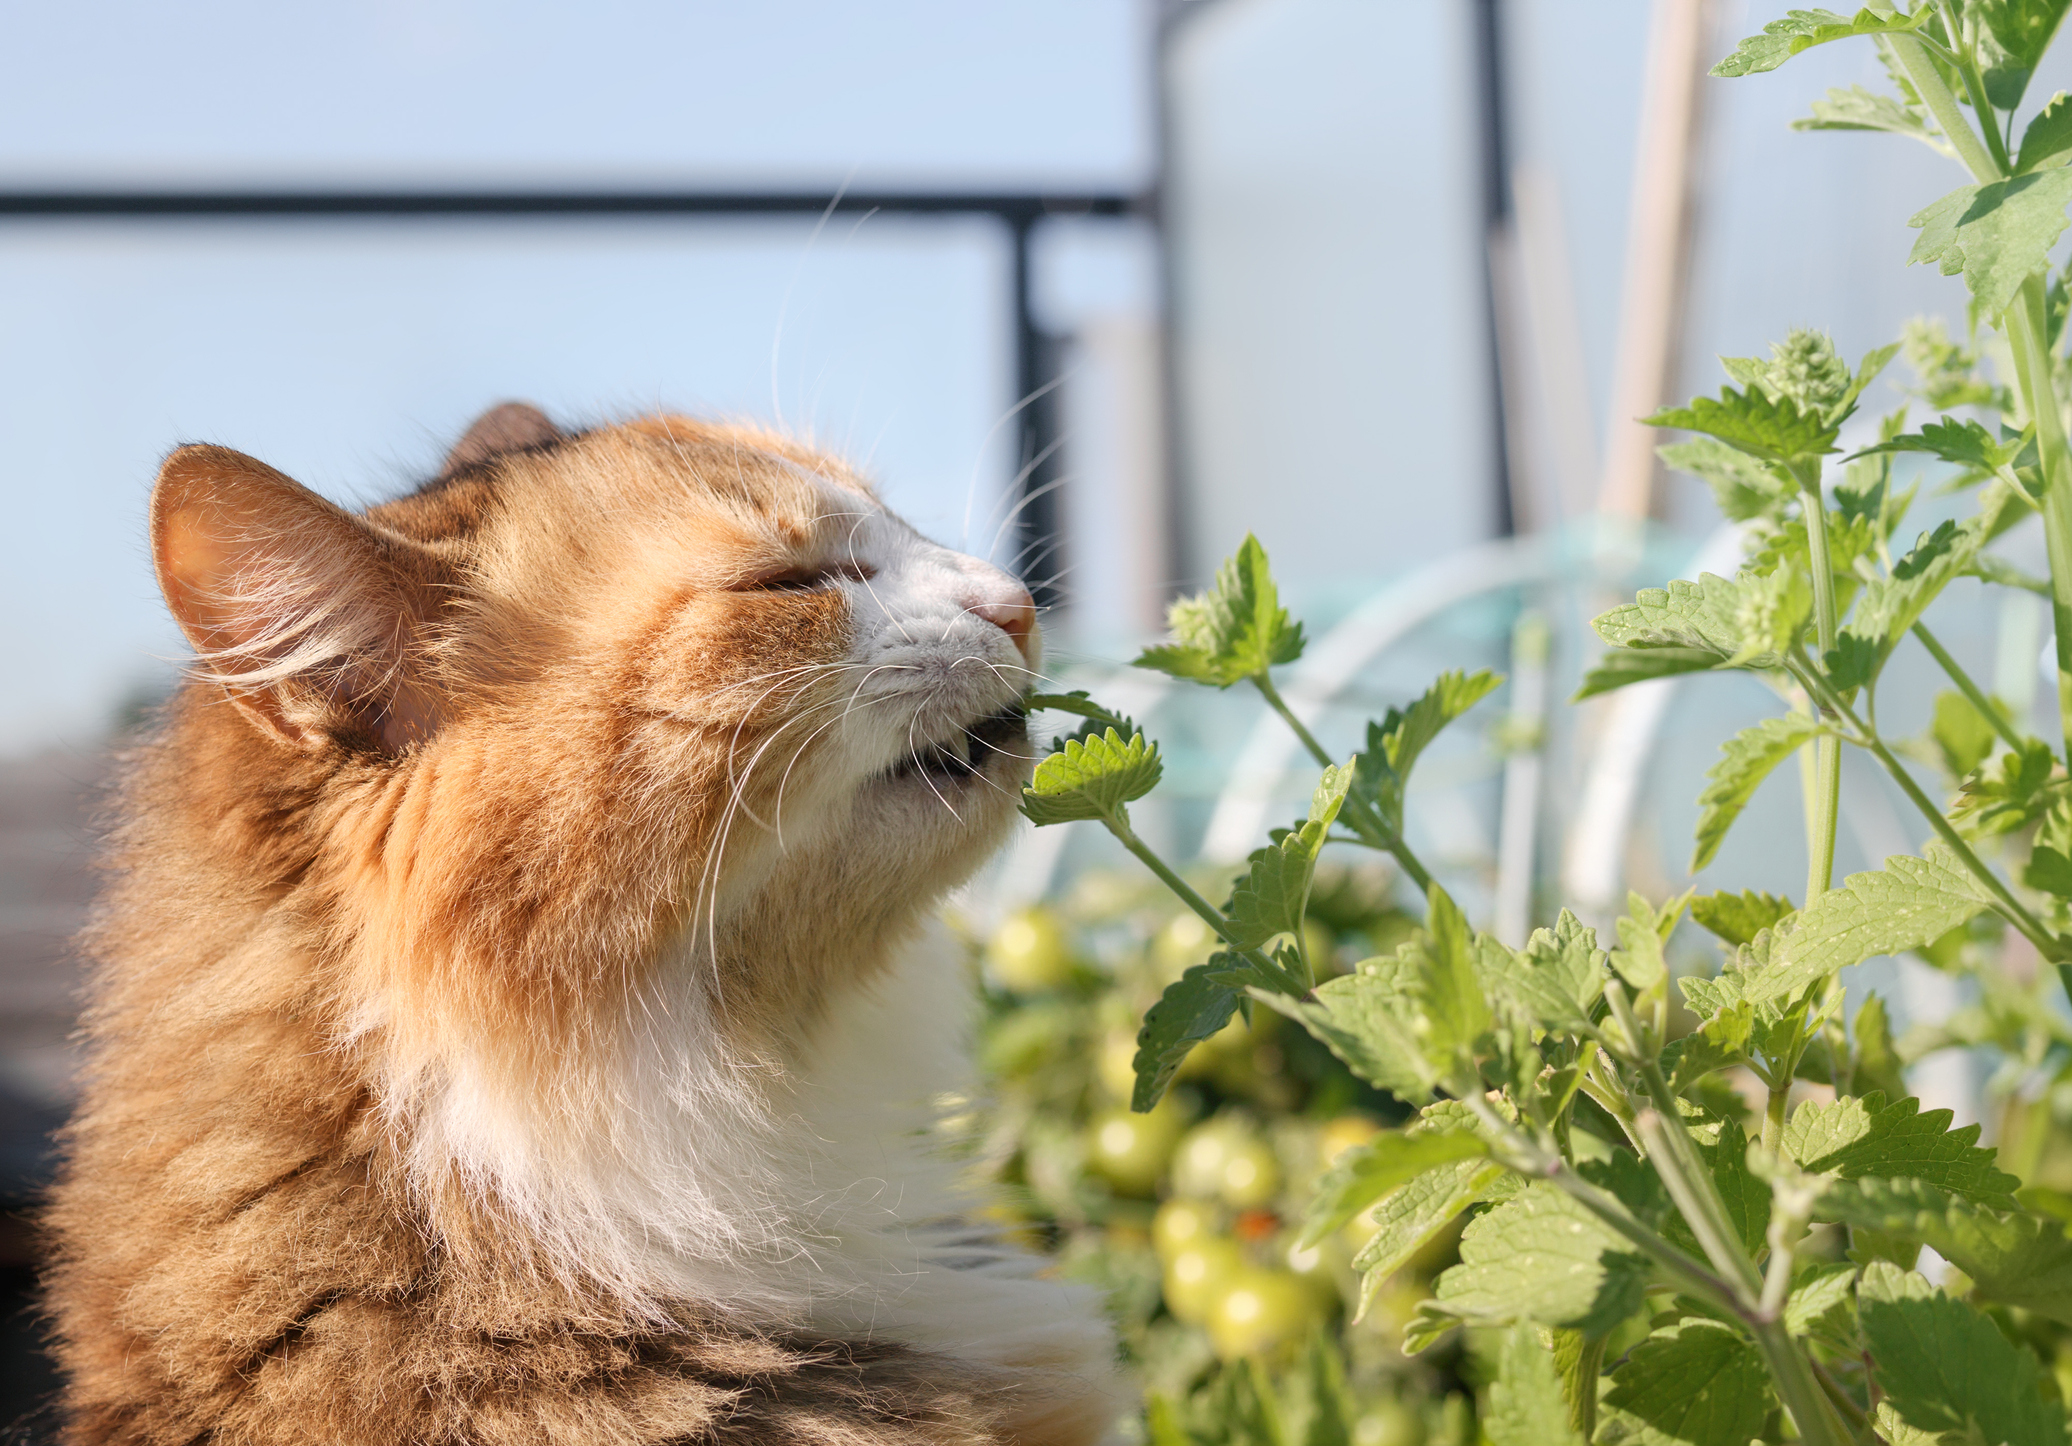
1019,5,2072,1443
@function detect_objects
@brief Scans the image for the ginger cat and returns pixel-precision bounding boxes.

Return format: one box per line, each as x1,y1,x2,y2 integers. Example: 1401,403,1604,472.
46,405,1121,1445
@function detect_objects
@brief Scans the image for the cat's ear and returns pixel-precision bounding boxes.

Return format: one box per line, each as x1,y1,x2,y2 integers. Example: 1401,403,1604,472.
440,401,559,475
151,444,447,752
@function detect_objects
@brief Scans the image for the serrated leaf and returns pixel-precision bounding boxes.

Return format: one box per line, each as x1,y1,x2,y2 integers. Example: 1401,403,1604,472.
1930,689,1999,780
1134,533,1303,686
1595,1319,1769,1446
1786,1092,2020,1204
1909,168,2072,317
1350,1158,1505,1301
1747,853,1991,1003
1353,670,1502,834
1689,890,1795,947
1795,83,1950,157
1255,965,1436,1103
1859,1259,2067,1446
1818,1176,2072,1326
1024,689,1141,754
1784,1261,1858,1337
1486,1325,1587,1446
1477,911,1607,1031
1593,575,1748,659
1660,435,1794,521
1845,514,1988,654
1019,727,1162,825
1225,764,1355,948
1978,0,2072,108
1850,415,2023,472
1418,884,1489,1058
1609,890,1689,993
1300,1128,1488,1247
1572,646,1724,701
1693,715,1827,871
1411,1183,1650,1346
1852,992,1908,1101
1644,385,1839,470
2021,91,2072,174
1131,957,1243,1111
1712,7,1934,78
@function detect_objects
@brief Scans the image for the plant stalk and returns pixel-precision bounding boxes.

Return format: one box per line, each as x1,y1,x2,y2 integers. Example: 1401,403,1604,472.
1800,478,1844,900
1913,622,2026,753
2005,278,2072,751
1793,659,2066,958
1251,670,1435,892
1101,812,1304,995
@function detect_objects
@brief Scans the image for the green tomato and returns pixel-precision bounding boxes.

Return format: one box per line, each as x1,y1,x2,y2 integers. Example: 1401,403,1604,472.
1351,1401,1425,1446
1206,1267,1316,1360
1084,1102,1183,1197
1161,1237,1244,1324
1151,911,1219,979
987,907,1076,993
1151,1198,1219,1261
1172,1121,1281,1208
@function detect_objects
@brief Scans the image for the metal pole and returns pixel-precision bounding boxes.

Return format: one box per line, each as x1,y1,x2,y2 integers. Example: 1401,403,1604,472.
1470,0,1518,538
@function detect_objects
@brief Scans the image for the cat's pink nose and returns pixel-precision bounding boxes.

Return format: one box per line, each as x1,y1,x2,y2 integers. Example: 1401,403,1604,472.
973,585,1037,661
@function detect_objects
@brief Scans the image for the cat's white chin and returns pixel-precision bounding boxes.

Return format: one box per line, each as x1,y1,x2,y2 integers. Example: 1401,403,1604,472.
864,698,1035,794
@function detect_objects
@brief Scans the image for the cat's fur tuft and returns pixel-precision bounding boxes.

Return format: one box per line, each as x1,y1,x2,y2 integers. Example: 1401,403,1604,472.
46,410,1120,1445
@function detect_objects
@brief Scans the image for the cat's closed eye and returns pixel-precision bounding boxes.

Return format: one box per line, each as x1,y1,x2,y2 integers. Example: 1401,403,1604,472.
736,561,875,592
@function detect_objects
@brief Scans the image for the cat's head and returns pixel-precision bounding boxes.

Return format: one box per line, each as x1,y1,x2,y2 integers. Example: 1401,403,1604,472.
148,404,1041,1046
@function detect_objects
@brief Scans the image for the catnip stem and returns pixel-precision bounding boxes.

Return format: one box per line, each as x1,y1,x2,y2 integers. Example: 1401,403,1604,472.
1250,670,1436,893
1794,660,2066,958
2003,280,2072,752
1101,811,1302,994
1800,481,1843,900
1913,622,2026,753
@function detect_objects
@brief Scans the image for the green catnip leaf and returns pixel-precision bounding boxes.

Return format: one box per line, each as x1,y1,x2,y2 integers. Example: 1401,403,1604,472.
1225,764,1355,947
1485,1325,1586,1446
1595,1319,1769,1446
1849,415,2025,472
1418,884,1490,1058
1593,575,1750,659
1571,646,1723,701
1746,853,1992,1002
1660,436,1795,521
1977,0,2072,109
1858,1259,2067,1446
1298,1127,1487,1247
1909,168,2072,317
1024,690,1140,753
1353,670,1502,833
1929,689,2000,780
1785,1092,2020,1204
1711,7,1934,78
1953,738,2060,836
1407,1184,1649,1349
1692,714,1828,871
1134,534,1303,686
1254,963,1436,1103
1823,1177,2072,1326
1844,514,1988,655
2020,90,2072,172
1349,1158,1505,1310
1131,957,1244,1111
1474,910,1606,1031
1783,1260,1858,1338
1019,727,1163,825
1794,83,1949,156
1644,385,1839,470
1688,890,1795,948
1608,890,1689,993
1852,993,1909,1101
